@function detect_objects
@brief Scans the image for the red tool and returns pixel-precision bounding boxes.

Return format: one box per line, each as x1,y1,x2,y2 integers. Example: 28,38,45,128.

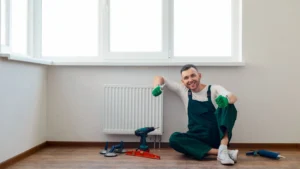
126,149,160,160
125,127,161,160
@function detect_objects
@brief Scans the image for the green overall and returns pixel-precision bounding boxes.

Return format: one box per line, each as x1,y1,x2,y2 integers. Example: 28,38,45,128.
169,85,237,160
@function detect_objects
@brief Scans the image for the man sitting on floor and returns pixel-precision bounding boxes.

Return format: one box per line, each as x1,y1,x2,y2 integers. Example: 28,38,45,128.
152,64,238,165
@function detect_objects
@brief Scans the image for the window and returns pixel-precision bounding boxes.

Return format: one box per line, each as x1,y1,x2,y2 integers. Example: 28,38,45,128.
42,0,99,57
104,0,242,62
0,0,11,54
110,0,162,52
1,0,7,46
1,0,31,55
174,0,232,57
103,0,169,60
0,0,242,64
11,0,28,55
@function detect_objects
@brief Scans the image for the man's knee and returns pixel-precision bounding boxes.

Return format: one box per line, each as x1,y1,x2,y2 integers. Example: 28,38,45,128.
169,132,181,148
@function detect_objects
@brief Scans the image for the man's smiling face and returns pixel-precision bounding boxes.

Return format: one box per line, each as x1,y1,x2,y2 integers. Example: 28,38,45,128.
181,67,201,91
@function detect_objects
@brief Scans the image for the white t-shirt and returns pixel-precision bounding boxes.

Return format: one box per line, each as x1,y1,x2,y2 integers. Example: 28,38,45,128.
163,78,231,113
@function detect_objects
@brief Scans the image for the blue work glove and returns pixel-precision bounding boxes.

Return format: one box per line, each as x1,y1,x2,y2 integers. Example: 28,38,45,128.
215,95,229,108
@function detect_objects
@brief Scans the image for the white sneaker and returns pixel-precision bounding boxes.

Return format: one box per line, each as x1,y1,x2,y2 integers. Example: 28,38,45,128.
217,149,235,165
228,150,239,162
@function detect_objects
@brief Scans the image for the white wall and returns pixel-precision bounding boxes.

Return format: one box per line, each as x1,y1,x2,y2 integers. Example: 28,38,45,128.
47,0,300,143
0,59,48,163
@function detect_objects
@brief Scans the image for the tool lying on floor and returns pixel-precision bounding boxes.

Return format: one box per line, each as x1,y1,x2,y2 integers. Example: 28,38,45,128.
114,141,127,153
126,127,161,160
246,149,285,159
99,142,109,154
101,141,127,157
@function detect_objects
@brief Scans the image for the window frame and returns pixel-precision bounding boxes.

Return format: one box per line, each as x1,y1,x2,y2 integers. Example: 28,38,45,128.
102,0,170,60
0,0,11,53
169,0,242,63
40,0,100,58
103,0,242,62
1,0,243,65
0,0,35,57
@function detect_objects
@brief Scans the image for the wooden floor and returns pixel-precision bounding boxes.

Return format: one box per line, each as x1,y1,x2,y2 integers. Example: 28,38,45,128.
5,146,300,169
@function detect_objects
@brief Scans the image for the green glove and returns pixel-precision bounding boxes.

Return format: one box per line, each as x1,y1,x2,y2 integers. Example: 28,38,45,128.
215,95,229,108
152,85,163,97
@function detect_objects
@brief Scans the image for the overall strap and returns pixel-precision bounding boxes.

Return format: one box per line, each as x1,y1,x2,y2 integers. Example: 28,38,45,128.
207,85,212,101
188,89,192,99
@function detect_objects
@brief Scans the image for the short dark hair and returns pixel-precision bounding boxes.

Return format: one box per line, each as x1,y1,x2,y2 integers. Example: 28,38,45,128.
180,64,198,74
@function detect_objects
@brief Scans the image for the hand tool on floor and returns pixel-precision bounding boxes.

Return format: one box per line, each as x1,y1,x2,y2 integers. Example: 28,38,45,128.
246,149,285,159
126,127,161,160
104,141,126,157
99,142,108,154
113,141,127,153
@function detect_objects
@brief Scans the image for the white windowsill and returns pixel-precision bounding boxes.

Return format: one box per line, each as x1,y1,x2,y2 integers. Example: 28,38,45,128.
0,54,53,65
0,54,245,66
51,60,245,66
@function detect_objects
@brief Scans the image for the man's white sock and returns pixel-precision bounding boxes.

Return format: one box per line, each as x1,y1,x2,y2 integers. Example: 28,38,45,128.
218,145,227,153
217,144,234,165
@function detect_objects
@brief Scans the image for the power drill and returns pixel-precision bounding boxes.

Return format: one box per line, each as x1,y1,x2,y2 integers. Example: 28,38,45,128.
135,127,157,151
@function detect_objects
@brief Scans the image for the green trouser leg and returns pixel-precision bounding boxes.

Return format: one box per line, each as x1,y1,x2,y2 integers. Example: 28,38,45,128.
169,105,237,160
215,104,237,142
169,132,212,160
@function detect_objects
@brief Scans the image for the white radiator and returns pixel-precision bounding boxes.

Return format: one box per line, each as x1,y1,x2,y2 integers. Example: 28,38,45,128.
103,85,163,135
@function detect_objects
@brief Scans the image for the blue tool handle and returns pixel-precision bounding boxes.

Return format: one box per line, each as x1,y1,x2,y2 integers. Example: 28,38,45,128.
258,150,280,159
108,145,116,153
104,142,108,150
246,151,255,156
